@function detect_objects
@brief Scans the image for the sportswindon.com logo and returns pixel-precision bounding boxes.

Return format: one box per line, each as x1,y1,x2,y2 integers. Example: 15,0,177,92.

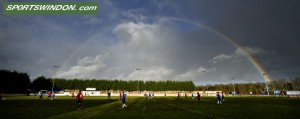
3,2,98,15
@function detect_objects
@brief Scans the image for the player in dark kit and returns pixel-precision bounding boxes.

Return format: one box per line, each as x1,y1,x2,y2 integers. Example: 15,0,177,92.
197,92,201,104
122,91,127,108
216,92,222,104
222,93,225,102
108,91,111,100
76,90,84,110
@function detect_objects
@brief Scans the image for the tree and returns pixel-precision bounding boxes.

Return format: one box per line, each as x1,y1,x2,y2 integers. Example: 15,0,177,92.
31,76,52,91
291,77,300,90
0,70,30,93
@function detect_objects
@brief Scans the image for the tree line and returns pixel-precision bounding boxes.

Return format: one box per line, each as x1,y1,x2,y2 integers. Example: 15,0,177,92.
0,70,195,93
0,70,30,93
196,77,300,94
44,78,195,91
30,76,195,91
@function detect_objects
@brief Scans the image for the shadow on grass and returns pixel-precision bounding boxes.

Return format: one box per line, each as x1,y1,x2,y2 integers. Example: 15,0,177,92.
0,96,119,119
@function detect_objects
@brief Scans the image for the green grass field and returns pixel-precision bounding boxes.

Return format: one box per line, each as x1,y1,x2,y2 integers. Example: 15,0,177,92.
0,96,299,119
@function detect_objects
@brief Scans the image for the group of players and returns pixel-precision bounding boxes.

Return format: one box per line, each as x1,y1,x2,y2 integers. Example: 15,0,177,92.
38,91,55,100
216,92,225,104
144,92,155,99
40,90,224,110
179,91,225,104
71,90,128,110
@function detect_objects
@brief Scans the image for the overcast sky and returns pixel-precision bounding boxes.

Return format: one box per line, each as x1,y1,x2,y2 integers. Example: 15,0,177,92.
1,0,300,85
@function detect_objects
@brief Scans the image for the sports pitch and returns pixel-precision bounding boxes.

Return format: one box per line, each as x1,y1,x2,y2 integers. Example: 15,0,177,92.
0,96,299,119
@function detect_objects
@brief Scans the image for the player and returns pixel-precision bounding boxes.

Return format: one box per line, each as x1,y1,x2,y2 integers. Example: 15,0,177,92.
216,92,222,104
47,91,52,99
108,91,111,100
51,92,55,100
72,91,75,98
122,91,127,108
177,91,180,100
222,93,225,102
191,92,194,100
197,92,201,104
76,90,84,110
148,92,152,99
119,91,122,100
39,91,43,100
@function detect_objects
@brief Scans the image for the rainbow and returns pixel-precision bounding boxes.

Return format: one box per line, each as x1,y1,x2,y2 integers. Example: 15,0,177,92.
195,22,273,82
58,18,273,82
57,30,109,77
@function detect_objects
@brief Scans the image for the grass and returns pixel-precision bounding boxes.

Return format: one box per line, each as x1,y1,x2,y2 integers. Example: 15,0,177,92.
0,96,299,119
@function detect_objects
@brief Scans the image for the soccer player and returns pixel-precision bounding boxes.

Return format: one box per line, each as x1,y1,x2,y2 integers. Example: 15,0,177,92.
72,91,75,98
76,90,84,110
119,92,122,100
216,92,222,104
197,92,201,104
148,92,152,99
122,91,127,108
191,92,194,100
177,91,180,100
222,93,225,102
39,91,43,100
108,91,111,100
51,92,55,100
47,91,52,99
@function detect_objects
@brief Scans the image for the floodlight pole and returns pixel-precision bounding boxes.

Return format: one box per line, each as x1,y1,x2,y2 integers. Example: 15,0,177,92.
206,86,209,96
202,70,208,96
136,68,141,91
52,66,59,93
263,74,269,96
232,78,236,95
